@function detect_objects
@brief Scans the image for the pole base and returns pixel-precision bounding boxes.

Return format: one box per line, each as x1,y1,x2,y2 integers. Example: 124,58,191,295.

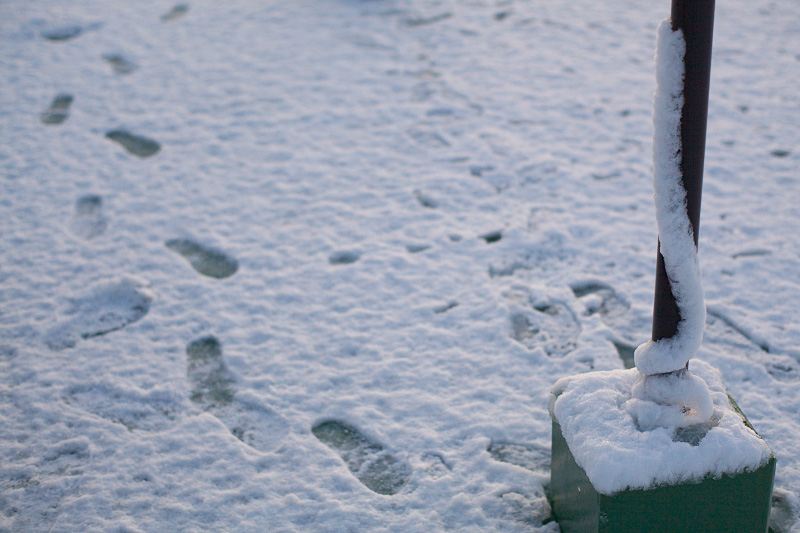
549,412,776,533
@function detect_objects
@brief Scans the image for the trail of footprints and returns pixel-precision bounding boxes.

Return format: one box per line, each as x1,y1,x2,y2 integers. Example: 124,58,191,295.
41,7,172,155
62,335,288,454
504,274,793,377
35,11,769,529
47,236,237,351
42,2,277,454
37,4,798,524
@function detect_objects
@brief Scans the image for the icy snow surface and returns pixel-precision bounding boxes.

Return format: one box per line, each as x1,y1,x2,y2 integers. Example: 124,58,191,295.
2,0,800,531
550,359,772,494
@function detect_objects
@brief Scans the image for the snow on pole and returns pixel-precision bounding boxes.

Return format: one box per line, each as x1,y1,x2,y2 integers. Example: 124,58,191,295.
636,0,715,377
634,21,704,377
649,0,716,350
629,0,717,428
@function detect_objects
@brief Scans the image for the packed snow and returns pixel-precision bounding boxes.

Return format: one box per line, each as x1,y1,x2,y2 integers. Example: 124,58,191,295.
1,0,800,531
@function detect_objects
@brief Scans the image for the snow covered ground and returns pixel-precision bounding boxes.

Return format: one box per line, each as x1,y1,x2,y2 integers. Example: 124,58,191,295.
1,0,799,530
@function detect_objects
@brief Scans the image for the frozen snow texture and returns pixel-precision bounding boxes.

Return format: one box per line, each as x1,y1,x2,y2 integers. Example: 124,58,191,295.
635,20,707,377
549,360,772,495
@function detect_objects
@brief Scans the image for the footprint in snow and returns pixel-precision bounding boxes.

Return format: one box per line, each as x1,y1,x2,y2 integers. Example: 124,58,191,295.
40,21,102,42
69,194,107,240
433,301,457,314
509,300,580,357
187,336,288,452
105,130,161,158
570,280,629,319
64,382,180,432
406,244,430,254
488,442,554,528
40,94,73,125
413,189,438,208
500,490,555,530
187,336,235,408
329,250,361,265
41,25,83,41
312,419,412,495
166,239,239,279
570,280,649,365
769,488,800,533
481,230,503,244
44,278,152,351
103,54,137,75
488,441,550,474
470,165,494,178
161,4,189,22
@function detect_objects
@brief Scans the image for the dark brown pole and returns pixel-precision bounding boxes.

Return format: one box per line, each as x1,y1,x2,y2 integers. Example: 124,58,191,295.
651,0,716,343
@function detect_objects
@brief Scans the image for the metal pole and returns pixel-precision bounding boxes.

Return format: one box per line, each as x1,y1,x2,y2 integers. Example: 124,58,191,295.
651,0,716,343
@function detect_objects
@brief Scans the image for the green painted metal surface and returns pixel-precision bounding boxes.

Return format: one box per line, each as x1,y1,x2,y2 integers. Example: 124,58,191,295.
550,407,776,532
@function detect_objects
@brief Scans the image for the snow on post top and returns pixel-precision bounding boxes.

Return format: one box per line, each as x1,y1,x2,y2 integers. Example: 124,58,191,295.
549,360,772,495
634,20,706,377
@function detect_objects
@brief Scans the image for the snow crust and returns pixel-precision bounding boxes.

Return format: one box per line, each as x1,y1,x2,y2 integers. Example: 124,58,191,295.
550,359,772,495
634,20,706,377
